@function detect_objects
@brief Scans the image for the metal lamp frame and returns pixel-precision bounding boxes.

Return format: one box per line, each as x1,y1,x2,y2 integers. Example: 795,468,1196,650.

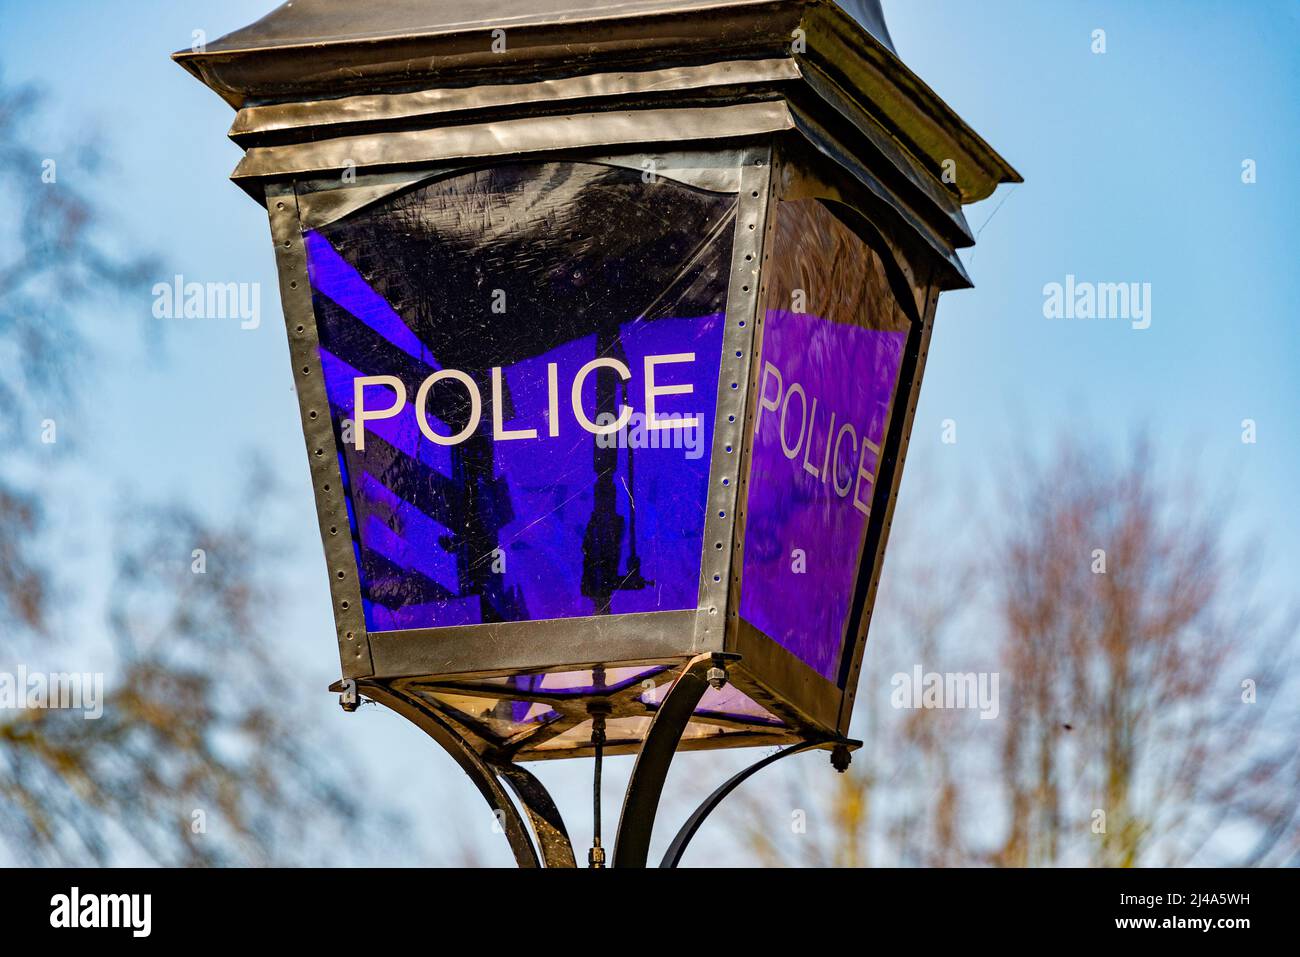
277,138,906,866
266,135,941,739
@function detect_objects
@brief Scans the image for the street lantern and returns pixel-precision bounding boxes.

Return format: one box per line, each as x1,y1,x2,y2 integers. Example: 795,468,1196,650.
176,0,1018,867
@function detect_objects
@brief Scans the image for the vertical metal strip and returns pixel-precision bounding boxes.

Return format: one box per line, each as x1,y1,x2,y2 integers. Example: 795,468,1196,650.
265,181,373,678
694,143,775,653
722,142,783,659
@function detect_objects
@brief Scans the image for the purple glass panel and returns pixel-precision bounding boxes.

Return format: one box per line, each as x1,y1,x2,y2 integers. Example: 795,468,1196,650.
738,200,908,682
303,162,736,632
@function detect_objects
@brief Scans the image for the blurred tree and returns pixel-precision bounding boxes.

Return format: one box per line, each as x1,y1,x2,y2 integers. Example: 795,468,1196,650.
0,75,403,865
723,440,1299,867
0,76,155,636
992,438,1299,867
0,471,395,865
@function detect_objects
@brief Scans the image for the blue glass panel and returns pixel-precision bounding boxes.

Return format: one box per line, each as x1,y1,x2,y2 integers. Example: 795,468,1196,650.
304,162,736,631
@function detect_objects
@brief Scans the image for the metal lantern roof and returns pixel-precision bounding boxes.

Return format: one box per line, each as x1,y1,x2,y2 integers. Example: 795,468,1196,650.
176,0,1019,292
193,0,895,55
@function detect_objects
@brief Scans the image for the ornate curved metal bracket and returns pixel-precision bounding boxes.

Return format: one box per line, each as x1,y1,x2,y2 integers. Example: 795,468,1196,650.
358,682,544,868
494,762,578,868
612,652,739,868
659,738,827,867
356,660,849,869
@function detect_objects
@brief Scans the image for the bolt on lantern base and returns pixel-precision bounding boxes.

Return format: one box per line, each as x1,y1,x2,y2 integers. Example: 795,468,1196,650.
179,0,1017,867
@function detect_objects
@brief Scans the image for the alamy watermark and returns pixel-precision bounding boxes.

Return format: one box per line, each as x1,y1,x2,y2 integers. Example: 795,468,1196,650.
890,665,1000,720
0,667,104,719
594,410,706,460
50,887,150,937
1042,274,1151,330
152,274,261,330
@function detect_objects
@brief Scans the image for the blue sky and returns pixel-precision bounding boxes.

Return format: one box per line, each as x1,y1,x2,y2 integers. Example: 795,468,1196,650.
2,0,1296,865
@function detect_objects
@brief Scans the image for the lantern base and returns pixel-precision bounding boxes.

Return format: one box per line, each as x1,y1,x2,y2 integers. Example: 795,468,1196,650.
334,654,858,867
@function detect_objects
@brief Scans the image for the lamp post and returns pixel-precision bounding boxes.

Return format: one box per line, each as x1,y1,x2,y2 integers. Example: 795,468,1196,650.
176,0,1018,868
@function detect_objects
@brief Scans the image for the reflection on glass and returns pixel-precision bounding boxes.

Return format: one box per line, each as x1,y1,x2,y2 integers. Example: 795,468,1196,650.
304,162,737,632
